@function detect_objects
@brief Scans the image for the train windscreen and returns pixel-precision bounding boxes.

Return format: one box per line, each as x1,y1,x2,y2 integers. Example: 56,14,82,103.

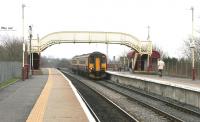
89,57,94,63
101,56,106,63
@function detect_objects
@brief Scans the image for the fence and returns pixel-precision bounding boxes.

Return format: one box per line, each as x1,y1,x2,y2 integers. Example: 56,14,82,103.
164,60,200,79
0,62,22,83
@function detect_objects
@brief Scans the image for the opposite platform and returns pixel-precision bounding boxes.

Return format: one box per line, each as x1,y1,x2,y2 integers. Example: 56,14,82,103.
107,71,200,92
107,71,200,109
27,68,94,122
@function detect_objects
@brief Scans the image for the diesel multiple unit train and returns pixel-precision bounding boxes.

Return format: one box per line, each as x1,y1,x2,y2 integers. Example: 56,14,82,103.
71,52,107,79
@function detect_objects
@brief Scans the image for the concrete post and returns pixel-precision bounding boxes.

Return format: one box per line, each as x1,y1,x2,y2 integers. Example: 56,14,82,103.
132,58,134,72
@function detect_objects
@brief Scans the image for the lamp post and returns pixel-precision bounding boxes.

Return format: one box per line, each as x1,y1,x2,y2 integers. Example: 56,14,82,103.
29,25,32,76
22,4,25,42
190,7,195,80
22,4,26,69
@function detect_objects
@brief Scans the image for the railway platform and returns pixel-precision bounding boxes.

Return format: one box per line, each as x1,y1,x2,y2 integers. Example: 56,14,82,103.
0,68,48,122
27,68,94,122
106,71,200,109
107,71,200,90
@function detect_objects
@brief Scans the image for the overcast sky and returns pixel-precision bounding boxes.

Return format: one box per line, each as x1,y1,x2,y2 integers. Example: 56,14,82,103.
0,0,200,59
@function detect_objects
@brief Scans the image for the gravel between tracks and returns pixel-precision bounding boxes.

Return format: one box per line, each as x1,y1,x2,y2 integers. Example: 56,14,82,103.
101,80,200,122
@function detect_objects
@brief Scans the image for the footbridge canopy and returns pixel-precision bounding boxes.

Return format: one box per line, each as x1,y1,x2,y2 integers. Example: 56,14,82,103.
30,31,152,54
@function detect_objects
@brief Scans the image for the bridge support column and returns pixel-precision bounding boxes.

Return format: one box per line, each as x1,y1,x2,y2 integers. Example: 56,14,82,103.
127,58,130,70
131,58,134,72
147,54,149,72
132,53,138,72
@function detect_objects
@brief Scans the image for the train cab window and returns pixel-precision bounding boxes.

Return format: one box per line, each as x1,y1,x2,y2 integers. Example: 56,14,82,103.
89,57,94,63
101,56,106,63
72,60,77,64
79,60,86,64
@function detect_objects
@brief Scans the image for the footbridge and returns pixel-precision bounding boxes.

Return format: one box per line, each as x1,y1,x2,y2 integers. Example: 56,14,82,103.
27,31,152,69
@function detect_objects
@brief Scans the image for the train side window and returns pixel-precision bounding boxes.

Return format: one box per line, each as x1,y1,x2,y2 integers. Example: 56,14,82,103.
89,57,94,63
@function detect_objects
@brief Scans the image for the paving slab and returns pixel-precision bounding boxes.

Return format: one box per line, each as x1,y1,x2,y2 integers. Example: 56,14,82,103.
0,68,48,122
27,68,91,122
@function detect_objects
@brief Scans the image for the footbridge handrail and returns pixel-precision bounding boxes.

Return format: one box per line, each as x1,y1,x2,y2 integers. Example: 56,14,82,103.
30,31,152,54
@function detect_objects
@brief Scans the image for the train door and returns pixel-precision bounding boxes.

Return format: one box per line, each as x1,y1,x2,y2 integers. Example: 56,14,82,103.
95,57,100,71
101,55,107,70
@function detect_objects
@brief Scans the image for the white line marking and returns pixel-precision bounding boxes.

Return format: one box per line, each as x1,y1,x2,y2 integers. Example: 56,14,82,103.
57,69,96,122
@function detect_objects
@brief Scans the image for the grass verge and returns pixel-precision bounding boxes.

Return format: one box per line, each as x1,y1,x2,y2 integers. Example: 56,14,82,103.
0,78,18,89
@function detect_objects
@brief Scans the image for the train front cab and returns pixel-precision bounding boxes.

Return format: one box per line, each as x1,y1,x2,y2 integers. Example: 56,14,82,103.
88,53,107,79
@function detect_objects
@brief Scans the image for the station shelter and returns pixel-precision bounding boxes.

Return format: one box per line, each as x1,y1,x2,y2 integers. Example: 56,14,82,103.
127,50,160,72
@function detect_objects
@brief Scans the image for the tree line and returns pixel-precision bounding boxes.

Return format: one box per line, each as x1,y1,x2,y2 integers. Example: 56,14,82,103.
161,37,200,64
40,56,71,68
0,36,23,61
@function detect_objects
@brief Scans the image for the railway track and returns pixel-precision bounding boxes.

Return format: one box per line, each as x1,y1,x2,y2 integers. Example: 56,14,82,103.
60,69,200,121
97,80,200,122
62,71,139,122
107,80,200,116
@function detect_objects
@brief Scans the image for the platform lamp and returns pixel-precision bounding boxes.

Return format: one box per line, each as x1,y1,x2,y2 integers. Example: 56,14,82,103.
190,7,195,80
29,25,32,76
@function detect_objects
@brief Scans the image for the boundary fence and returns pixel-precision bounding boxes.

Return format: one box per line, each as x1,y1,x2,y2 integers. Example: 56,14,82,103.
164,61,200,79
0,62,22,83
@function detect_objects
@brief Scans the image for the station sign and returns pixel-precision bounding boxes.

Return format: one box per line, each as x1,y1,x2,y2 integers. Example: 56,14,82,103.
0,26,15,31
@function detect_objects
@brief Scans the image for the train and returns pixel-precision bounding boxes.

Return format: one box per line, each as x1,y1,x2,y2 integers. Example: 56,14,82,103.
71,51,107,79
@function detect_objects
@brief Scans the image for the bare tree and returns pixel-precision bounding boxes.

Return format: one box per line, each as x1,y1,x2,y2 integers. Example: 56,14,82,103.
183,37,200,62
0,36,23,61
152,45,168,59
40,56,71,68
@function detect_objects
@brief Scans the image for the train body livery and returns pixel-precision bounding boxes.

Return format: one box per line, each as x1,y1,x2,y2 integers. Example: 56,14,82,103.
71,52,107,79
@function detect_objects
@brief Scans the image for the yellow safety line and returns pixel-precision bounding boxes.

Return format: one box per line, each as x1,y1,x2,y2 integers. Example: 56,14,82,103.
26,68,53,122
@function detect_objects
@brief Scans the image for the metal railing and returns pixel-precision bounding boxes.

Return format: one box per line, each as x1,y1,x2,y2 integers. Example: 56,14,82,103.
29,31,152,55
